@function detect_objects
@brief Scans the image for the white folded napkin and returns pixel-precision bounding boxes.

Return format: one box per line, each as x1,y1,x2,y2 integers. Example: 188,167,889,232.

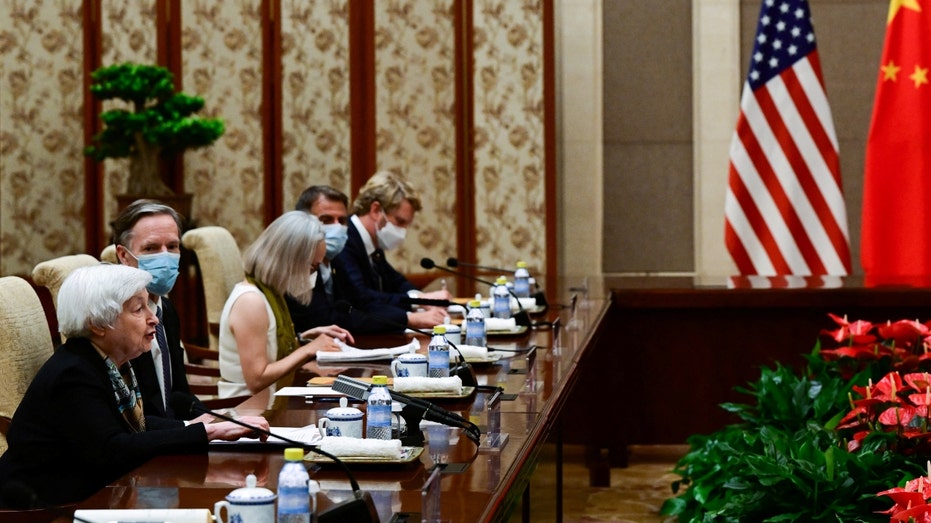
455,344,488,359
511,297,538,310
316,339,418,362
392,376,463,394
318,436,403,458
485,317,517,331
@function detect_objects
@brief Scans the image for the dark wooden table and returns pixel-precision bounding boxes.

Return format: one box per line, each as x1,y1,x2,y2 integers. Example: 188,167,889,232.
77,281,610,523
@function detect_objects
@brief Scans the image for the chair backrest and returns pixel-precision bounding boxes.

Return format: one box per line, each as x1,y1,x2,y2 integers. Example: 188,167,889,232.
31,254,99,310
181,226,244,349
0,277,54,456
100,244,119,264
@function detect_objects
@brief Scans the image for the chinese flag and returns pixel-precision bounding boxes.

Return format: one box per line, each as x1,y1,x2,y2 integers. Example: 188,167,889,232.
862,0,931,285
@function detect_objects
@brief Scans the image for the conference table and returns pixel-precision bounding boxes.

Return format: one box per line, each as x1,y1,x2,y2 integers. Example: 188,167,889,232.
77,279,609,523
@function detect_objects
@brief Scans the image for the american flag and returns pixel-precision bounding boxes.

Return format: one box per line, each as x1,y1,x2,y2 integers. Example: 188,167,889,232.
724,0,851,276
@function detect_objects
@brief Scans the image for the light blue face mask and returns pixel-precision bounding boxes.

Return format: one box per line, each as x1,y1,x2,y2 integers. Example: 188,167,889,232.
323,223,349,260
130,251,181,296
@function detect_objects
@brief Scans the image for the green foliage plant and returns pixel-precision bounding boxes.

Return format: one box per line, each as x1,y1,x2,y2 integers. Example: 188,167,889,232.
84,63,224,196
661,343,923,522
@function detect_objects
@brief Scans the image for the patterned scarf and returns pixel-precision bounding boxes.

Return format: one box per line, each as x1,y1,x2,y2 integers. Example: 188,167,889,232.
104,357,146,433
245,275,298,392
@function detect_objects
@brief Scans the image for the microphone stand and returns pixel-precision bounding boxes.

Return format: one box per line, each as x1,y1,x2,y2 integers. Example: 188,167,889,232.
332,375,482,446
420,258,532,327
446,257,548,309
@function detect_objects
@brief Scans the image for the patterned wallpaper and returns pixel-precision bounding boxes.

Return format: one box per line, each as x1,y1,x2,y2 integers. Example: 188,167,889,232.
0,0,549,280
472,0,547,273
374,0,458,275
181,0,265,246
99,0,158,241
280,0,352,207
0,0,86,276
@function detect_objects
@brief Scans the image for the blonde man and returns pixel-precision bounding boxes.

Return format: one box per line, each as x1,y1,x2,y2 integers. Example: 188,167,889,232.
332,171,451,330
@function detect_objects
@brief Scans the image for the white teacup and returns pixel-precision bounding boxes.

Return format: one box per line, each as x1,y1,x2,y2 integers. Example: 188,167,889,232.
391,352,428,378
441,323,461,346
214,474,275,523
318,404,363,438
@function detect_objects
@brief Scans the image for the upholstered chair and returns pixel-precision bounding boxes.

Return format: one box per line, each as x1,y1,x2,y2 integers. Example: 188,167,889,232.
99,244,118,264
181,226,244,350
0,277,54,456
31,254,99,311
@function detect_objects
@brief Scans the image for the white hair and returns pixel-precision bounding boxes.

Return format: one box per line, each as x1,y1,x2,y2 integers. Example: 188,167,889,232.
57,264,152,338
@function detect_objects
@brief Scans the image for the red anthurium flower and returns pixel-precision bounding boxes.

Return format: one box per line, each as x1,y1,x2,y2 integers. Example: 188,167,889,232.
878,405,918,427
890,506,931,522
879,319,928,348
877,489,926,511
823,313,875,344
871,372,906,402
903,373,931,393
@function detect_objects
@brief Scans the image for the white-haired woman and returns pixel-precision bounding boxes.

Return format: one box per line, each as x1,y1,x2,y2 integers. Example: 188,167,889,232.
0,264,269,508
218,211,352,400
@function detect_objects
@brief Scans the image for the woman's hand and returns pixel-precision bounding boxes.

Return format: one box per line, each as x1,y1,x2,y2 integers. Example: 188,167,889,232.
298,333,343,360
204,416,271,442
300,325,354,345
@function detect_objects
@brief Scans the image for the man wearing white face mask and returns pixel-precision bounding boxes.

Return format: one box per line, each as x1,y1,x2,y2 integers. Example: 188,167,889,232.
112,199,208,421
286,185,379,333
331,171,452,330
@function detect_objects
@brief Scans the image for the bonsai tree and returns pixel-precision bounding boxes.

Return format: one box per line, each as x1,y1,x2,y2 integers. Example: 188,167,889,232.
84,63,225,196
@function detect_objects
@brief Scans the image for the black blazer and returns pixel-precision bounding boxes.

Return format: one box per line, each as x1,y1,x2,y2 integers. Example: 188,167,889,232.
330,221,415,328
287,270,408,335
130,298,204,419
0,337,208,507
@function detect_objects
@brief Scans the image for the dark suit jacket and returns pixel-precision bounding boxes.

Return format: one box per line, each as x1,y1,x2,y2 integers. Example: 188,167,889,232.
287,269,408,334
0,337,208,507
130,298,204,419
330,221,415,329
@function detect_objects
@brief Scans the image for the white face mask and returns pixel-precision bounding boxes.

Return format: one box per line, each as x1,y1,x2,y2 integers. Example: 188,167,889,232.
376,215,407,251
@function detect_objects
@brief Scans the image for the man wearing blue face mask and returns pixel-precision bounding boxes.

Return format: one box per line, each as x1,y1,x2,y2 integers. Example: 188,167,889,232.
331,171,452,330
112,199,207,421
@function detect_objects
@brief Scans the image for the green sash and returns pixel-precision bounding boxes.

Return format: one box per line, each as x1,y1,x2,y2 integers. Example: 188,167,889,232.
245,275,298,393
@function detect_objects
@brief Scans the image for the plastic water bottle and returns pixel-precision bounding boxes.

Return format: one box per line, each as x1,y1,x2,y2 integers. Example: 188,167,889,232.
278,447,310,523
492,276,511,319
514,261,531,298
366,375,393,440
465,300,487,347
428,325,450,377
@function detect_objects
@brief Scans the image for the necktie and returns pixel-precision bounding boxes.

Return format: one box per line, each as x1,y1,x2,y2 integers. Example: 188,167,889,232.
371,249,385,292
155,305,173,416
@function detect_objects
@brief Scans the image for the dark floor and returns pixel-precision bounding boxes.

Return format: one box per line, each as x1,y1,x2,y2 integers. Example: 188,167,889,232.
510,444,688,523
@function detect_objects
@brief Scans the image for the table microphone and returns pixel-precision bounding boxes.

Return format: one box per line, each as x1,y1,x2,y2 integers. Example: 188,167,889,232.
447,257,547,309
169,392,380,523
420,258,532,327
332,375,482,445
332,300,478,388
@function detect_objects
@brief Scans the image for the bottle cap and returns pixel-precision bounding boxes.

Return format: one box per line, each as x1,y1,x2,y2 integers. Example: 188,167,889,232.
284,448,304,461
516,261,527,268
433,325,447,334
496,276,508,285
372,375,388,386
468,299,482,308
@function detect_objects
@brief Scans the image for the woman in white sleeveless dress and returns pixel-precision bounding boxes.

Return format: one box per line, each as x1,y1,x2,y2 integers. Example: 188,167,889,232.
218,211,353,402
